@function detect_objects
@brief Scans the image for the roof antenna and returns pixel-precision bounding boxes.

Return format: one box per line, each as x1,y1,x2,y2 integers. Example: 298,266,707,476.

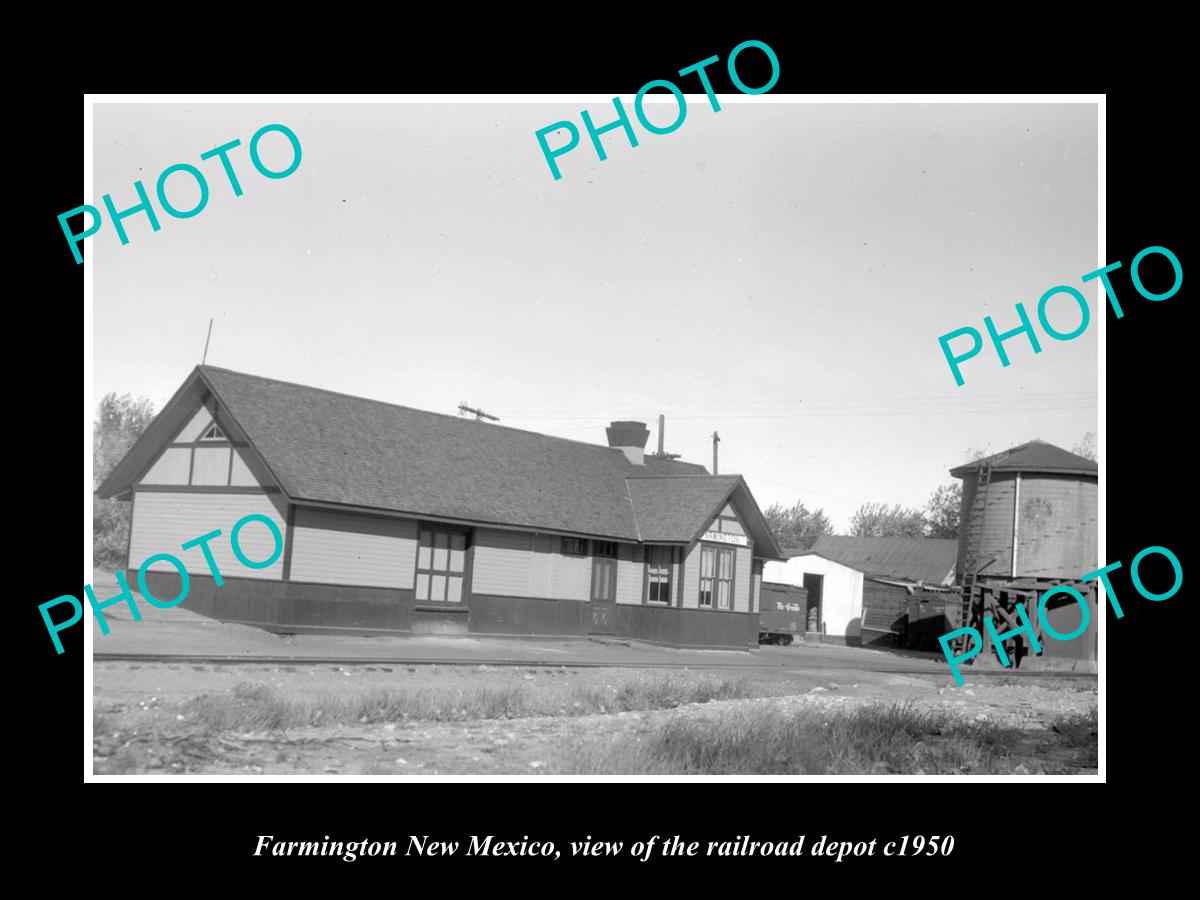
201,318,214,365
458,402,499,422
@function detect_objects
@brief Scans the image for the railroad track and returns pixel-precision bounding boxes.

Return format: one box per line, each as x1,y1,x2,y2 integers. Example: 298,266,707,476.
92,651,1096,677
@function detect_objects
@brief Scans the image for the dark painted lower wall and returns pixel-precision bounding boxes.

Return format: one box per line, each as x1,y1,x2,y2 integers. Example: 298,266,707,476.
136,570,413,635
133,571,757,649
616,605,757,650
470,594,590,637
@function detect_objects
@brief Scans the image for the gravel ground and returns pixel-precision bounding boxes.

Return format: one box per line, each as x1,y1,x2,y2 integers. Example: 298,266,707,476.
92,661,1097,776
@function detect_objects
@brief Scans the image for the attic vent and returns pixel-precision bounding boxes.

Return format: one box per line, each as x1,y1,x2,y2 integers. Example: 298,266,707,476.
199,423,226,441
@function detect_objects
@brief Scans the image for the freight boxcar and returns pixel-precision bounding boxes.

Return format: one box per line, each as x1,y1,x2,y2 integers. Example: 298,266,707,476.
759,582,809,645
860,577,955,648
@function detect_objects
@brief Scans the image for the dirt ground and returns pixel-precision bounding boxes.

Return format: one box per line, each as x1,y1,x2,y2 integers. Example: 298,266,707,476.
92,660,1098,776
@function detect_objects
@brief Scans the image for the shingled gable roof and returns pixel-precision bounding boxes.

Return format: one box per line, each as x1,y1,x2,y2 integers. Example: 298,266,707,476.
949,440,1098,478
625,475,784,557
99,366,781,554
803,535,959,585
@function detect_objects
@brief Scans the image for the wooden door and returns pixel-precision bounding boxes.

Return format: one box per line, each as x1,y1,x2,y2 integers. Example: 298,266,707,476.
589,541,618,633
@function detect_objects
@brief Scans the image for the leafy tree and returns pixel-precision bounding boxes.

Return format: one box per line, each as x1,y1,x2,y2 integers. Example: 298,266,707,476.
763,500,833,551
849,502,927,538
964,442,991,463
1072,431,1097,461
94,392,156,571
923,482,962,539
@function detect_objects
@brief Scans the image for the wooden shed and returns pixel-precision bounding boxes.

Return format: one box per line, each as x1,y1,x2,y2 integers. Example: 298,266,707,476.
764,536,958,645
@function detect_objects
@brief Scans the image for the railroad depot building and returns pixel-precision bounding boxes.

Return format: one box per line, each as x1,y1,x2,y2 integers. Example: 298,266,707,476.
97,366,784,650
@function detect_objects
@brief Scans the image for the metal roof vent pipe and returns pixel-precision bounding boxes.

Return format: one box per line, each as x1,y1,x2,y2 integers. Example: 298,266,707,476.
606,421,650,466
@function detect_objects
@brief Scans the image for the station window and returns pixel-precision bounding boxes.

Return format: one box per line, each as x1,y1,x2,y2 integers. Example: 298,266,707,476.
699,546,735,610
561,537,588,556
592,540,618,558
646,546,673,605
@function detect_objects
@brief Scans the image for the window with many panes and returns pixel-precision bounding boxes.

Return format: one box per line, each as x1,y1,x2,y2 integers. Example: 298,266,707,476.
415,527,468,604
698,546,735,610
645,546,673,604
561,537,587,556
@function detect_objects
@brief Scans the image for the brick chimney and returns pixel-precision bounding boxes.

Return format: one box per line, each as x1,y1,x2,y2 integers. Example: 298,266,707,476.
606,420,650,466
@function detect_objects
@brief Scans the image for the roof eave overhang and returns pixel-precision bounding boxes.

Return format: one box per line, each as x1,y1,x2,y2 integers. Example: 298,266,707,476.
950,465,1098,479
289,496,640,543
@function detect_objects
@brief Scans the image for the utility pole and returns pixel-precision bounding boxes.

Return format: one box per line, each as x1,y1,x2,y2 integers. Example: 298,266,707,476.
201,318,213,365
712,431,721,474
458,402,499,422
651,413,681,460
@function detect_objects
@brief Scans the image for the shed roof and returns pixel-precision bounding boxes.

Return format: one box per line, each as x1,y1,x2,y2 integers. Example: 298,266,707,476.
950,440,1097,478
801,535,959,585
98,366,783,557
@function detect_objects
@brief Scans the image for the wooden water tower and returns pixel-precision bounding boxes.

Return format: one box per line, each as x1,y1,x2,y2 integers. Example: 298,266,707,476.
948,441,1098,668
952,440,1097,585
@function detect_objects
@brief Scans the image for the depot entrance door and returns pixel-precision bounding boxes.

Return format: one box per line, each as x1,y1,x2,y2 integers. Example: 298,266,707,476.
589,541,618,634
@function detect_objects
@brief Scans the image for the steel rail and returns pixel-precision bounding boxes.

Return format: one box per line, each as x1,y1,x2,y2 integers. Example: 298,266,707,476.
92,651,1096,677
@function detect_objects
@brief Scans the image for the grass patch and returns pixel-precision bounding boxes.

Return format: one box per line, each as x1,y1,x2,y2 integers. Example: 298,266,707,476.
1051,707,1098,745
1046,707,1098,769
182,674,757,733
186,681,299,732
557,700,1024,775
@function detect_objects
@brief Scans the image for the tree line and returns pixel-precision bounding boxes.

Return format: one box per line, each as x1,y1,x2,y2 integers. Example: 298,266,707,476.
93,393,156,571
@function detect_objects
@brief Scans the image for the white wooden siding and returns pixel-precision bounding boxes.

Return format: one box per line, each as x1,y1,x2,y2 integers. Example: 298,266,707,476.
615,543,642,605
130,492,286,580
682,543,701,609
735,546,752,612
752,572,762,614
530,534,555,598
289,507,417,588
472,529,534,596
672,552,681,606
472,529,596,600
142,448,191,485
551,545,590,601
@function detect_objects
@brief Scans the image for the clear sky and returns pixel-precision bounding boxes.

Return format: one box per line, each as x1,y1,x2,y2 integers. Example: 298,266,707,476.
93,100,1098,531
